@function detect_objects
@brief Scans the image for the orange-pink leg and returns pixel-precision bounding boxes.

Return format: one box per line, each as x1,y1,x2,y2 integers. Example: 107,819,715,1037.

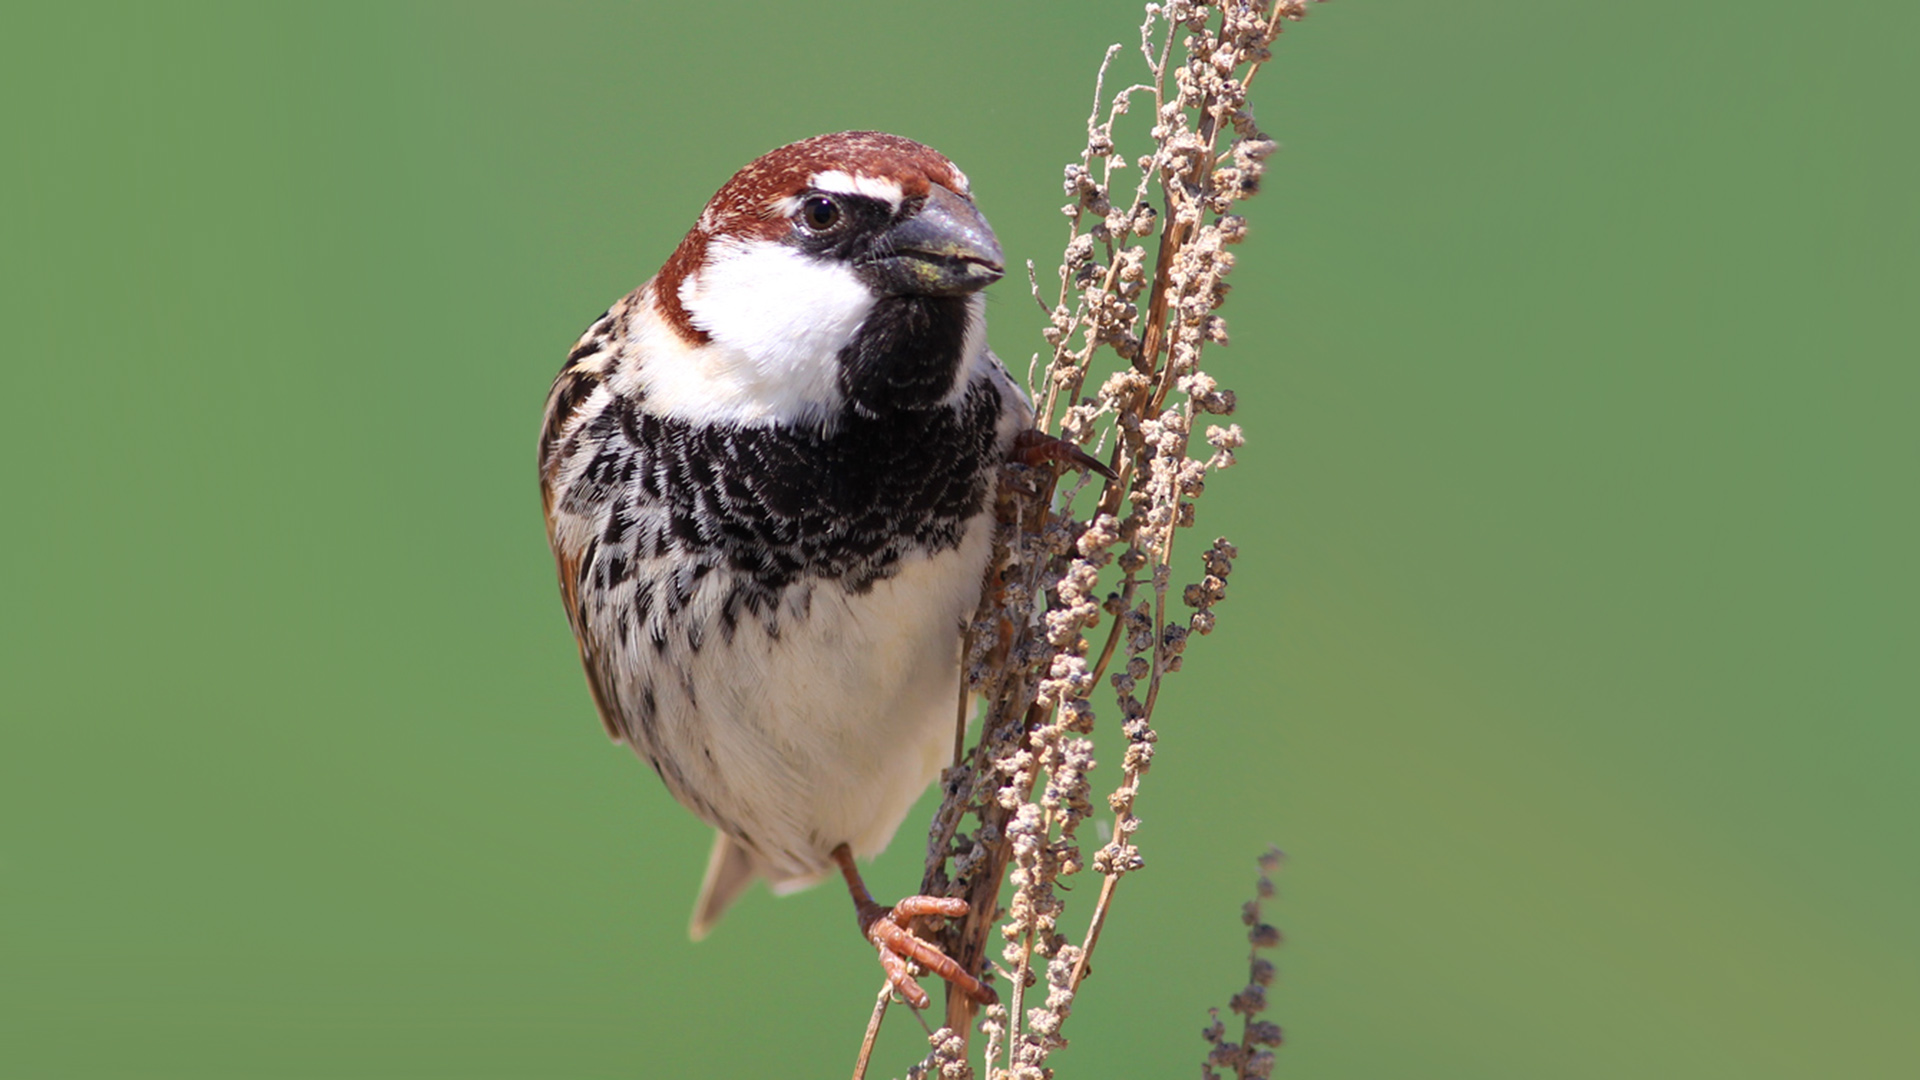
831,844,997,1010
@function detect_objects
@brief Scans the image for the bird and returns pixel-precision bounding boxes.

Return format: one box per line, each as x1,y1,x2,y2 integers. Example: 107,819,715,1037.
537,131,1044,1008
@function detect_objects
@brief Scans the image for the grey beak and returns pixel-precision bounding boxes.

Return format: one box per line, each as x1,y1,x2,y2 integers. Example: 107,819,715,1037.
862,184,1005,297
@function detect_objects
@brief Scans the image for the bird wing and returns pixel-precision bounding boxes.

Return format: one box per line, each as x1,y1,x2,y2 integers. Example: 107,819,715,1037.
539,295,640,742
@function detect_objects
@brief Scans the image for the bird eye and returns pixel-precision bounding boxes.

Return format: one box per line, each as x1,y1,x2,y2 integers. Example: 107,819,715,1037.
800,195,840,231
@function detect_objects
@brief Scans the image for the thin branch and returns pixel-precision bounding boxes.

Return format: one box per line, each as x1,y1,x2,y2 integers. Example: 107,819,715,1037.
851,983,891,1080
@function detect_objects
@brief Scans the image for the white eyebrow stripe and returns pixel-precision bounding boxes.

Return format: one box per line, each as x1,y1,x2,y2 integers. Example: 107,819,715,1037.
809,170,905,207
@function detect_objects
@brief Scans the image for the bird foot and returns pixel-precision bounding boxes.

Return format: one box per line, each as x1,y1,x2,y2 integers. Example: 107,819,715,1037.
832,845,997,1010
862,895,997,1010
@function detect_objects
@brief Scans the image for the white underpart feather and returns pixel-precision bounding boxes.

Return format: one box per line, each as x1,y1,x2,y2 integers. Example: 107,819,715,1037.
627,531,993,886
648,238,874,427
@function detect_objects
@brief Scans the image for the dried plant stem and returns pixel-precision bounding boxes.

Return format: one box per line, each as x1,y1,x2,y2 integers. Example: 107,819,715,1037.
851,983,892,1080
1067,872,1119,991
869,3,1322,1076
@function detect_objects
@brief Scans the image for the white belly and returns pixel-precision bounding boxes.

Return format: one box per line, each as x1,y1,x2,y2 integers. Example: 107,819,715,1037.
627,514,992,885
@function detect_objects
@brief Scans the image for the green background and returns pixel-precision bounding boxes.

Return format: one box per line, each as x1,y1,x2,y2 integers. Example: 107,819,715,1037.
4,2,1913,1077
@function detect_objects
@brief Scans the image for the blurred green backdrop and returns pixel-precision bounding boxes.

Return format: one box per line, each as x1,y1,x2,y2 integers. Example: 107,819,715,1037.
3,2,1914,1077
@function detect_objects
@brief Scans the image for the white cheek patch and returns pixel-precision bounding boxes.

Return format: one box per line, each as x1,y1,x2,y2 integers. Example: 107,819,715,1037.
649,240,875,427
808,170,904,209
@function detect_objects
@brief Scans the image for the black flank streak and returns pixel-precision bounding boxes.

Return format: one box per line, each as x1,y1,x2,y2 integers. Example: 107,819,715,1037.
600,552,629,589
539,367,602,469
602,505,630,546
575,537,598,596
718,583,743,645
638,682,657,741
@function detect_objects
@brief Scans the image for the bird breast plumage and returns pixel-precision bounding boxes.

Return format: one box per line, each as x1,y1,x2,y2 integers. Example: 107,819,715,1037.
541,288,1028,888
603,524,995,887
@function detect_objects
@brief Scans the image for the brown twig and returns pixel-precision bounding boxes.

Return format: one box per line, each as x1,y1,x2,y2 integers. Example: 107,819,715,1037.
851,982,891,1080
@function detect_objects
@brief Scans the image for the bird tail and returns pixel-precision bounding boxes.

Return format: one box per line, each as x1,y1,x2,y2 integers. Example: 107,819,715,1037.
689,831,760,941
688,832,833,940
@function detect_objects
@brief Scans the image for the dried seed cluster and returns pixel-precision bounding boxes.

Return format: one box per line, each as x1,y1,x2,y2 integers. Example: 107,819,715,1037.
1200,849,1286,1080
906,1027,975,1080
894,4,1320,1078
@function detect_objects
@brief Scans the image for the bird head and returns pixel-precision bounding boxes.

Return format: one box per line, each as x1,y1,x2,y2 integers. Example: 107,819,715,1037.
645,132,1003,422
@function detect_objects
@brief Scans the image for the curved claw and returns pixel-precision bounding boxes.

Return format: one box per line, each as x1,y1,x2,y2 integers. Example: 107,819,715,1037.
1011,428,1117,480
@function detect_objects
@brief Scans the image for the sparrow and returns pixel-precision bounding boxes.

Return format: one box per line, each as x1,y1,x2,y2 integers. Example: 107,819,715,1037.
537,131,1030,1008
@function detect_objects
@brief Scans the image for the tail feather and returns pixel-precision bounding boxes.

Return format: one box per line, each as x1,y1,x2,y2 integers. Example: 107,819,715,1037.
689,831,760,941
